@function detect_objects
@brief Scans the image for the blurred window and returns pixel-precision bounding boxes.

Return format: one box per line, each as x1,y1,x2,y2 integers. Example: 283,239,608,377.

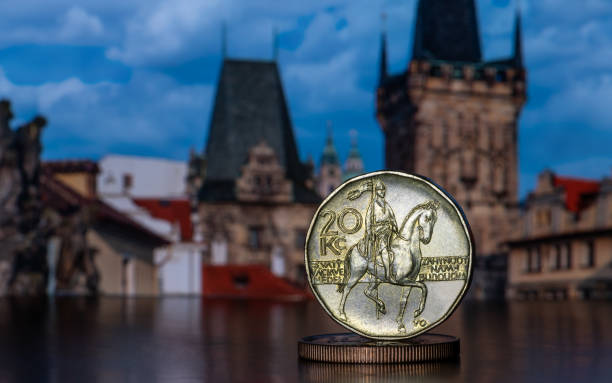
550,245,560,271
536,209,551,227
528,247,541,273
248,226,263,250
560,243,571,270
123,173,133,191
233,274,250,288
583,241,595,268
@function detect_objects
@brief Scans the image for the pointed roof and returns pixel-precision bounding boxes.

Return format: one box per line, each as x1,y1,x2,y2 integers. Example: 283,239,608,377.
379,32,388,84
513,10,524,68
320,123,339,166
412,0,482,62
343,130,364,181
347,139,362,161
201,58,318,203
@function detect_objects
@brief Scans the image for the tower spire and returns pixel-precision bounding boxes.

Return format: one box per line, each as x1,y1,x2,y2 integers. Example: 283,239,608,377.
273,28,279,61
321,121,339,166
513,6,524,68
221,22,227,58
379,13,388,84
343,129,364,180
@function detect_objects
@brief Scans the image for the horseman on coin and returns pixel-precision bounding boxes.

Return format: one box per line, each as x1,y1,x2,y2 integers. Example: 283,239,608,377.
338,179,440,332
358,179,398,282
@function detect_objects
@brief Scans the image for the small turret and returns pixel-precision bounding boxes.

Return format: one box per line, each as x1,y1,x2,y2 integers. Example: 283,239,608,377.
317,121,342,198
320,121,340,167
343,129,364,181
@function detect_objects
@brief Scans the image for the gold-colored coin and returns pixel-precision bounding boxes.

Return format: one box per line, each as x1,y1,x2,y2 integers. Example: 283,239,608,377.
298,332,459,363
305,171,473,340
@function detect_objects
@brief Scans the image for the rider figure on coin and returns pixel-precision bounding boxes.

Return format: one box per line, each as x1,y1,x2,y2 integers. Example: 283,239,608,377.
364,179,398,282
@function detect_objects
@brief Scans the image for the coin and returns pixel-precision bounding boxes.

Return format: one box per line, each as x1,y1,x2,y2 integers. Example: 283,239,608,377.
305,171,473,340
298,332,459,363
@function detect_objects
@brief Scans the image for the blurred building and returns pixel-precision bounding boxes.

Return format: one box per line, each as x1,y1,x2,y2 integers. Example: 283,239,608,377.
42,161,166,296
315,125,364,198
376,0,526,299
507,171,612,300
193,58,320,286
97,154,205,295
1,99,172,297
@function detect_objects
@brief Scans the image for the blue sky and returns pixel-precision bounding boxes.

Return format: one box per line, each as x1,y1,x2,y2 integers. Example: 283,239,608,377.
1,0,612,197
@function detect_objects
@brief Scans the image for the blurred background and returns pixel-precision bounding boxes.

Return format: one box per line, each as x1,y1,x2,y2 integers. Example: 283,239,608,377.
2,0,612,380
2,0,611,301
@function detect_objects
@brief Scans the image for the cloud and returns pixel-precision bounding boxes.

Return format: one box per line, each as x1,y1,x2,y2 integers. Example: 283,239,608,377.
58,7,105,40
531,75,612,129
0,3,113,47
106,0,226,66
285,49,371,114
0,67,213,160
105,0,340,67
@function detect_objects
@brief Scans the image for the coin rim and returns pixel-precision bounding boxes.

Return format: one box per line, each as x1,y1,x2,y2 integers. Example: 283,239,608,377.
304,170,475,340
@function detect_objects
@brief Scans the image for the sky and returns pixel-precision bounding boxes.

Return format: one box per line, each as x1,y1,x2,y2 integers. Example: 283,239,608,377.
1,0,612,197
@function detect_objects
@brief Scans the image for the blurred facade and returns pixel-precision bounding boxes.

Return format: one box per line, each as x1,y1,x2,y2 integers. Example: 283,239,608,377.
507,170,612,299
376,0,526,299
1,100,167,296
192,58,320,287
316,124,365,198
42,161,165,296
97,154,205,295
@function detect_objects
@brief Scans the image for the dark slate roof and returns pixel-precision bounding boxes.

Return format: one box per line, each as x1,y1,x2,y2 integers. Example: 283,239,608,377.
201,58,319,204
412,0,482,63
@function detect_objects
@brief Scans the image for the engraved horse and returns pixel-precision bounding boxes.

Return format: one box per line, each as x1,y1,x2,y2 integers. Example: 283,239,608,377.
336,200,439,332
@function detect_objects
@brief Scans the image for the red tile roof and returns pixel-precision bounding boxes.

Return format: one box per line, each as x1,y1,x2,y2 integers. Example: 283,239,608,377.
42,160,99,174
202,265,310,301
133,198,193,241
553,176,600,213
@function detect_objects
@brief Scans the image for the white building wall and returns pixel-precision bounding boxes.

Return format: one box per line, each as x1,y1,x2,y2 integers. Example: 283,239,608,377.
155,246,202,295
98,154,187,198
97,154,205,296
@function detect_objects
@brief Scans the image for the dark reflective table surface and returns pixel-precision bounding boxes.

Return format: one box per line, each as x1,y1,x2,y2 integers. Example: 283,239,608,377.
0,297,611,382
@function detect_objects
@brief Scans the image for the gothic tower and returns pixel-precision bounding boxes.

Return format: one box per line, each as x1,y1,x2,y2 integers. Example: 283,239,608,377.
376,1,526,280
317,122,342,197
197,58,319,283
343,130,364,181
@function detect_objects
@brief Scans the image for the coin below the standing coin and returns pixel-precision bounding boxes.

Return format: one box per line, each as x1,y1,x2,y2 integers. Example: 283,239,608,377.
305,171,473,340
298,332,460,363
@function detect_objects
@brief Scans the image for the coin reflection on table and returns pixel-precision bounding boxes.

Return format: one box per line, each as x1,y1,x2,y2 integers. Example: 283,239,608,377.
305,171,474,340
